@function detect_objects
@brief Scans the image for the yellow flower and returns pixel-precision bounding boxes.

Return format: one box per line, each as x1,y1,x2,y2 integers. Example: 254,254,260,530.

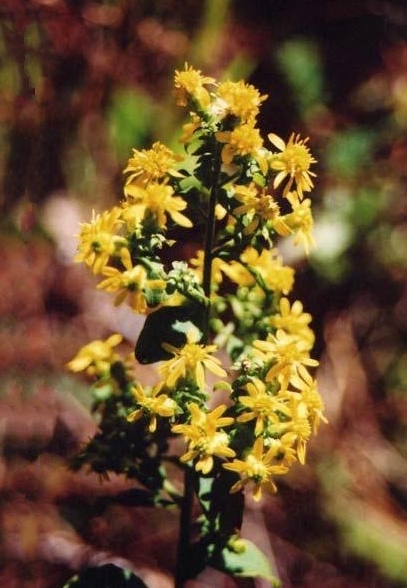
283,192,315,254
217,124,264,165
270,297,314,347
123,142,184,187
172,403,235,474
216,247,294,294
67,333,123,377
268,133,316,198
272,394,312,464
158,329,227,389
97,256,165,313
237,378,286,436
241,247,295,295
289,369,327,434
122,183,192,230
75,207,125,274
233,184,291,236
174,63,215,110
215,80,267,123
264,435,297,469
217,258,254,288
223,437,289,501
253,329,319,392
127,383,177,433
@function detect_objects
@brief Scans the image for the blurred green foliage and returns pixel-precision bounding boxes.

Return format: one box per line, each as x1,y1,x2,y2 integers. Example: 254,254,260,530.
325,128,377,177
276,38,325,117
107,90,155,158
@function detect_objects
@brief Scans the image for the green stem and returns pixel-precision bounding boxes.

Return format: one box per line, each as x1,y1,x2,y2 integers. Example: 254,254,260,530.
174,466,195,588
174,146,222,587
202,146,222,342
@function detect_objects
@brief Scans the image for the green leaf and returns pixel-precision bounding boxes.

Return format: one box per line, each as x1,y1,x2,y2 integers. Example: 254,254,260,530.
61,563,148,587
215,539,280,585
197,475,215,514
213,380,232,393
211,471,244,537
135,302,205,364
143,285,165,308
92,383,115,402
178,174,204,193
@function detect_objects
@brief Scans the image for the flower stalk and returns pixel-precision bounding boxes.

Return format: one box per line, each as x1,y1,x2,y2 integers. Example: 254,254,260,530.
175,466,195,588
202,144,222,338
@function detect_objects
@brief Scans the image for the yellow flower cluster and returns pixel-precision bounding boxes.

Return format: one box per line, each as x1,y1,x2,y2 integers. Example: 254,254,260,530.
123,141,183,187
224,437,290,501
68,64,325,503
216,79,267,123
172,403,235,474
67,333,123,376
74,208,125,274
127,382,177,433
74,141,191,312
159,329,226,390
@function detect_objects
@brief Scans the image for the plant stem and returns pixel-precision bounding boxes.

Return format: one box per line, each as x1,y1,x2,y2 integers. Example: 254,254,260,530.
202,146,222,342
174,147,222,587
174,466,195,588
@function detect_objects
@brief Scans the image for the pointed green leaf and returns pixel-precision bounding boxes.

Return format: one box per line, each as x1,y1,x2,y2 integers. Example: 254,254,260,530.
196,475,215,514
216,539,280,585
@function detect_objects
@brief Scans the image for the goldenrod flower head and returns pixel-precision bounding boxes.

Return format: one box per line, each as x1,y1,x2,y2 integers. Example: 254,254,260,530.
233,184,290,236
75,207,125,274
172,403,235,474
123,142,184,187
268,133,317,198
289,369,327,434
223,437,289,501
241,247,295,294
67,333,123,377
275,394,312,464
158,328,227,389
68,65,325,512
174,63,215,110
127,383,177,433
270,297,314,346
122,183,192,230
97,256,165,313
237,378,286,436
217,248,294,293
217,124,264,164
264,435,298,468
284,193,315,254
215,80,268,123
217,259,254,288
253,330,319,392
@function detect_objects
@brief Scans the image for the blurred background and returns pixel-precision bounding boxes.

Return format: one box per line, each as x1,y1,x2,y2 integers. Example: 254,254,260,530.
1,1,407,587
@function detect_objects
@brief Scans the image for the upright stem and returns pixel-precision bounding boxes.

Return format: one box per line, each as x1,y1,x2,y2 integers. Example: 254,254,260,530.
174,466,195,588
174,146,222,587
202,146,222,342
